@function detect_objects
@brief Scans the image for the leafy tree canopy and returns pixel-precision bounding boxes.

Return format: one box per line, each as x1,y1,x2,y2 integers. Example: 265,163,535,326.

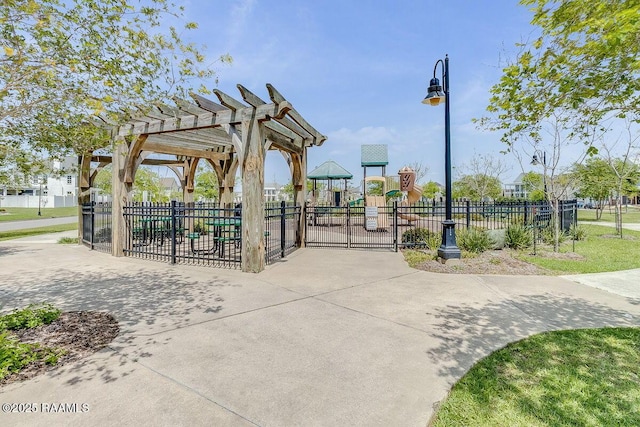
1,0,231,175
453,174,503,201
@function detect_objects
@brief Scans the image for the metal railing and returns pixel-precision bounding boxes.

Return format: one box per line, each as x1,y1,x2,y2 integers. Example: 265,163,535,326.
264,201,300,264
304,200,577,250
81,202,112,254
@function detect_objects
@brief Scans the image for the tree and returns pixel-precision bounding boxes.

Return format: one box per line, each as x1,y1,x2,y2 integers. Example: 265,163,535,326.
571,158,614,219
130,168,165,202
1,0,231,176
454,153,508,201
599,120,640,235
422,181,441,200
281,180,317,201
453,175,503,201
521,0,640,119
194,168,219,202
476,0,640,250
93,166,113,196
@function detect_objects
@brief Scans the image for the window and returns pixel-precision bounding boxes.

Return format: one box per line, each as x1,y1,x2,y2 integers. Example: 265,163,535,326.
67,175,73,184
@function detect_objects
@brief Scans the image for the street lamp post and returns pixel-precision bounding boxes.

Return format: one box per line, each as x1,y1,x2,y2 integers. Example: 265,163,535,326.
423,55,461,262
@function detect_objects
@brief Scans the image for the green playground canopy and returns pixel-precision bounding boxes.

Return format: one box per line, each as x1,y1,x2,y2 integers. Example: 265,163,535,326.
308,160,353,179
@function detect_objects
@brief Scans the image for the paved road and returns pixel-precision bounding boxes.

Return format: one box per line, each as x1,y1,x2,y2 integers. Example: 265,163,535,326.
0,216,77,232
0,234,639,426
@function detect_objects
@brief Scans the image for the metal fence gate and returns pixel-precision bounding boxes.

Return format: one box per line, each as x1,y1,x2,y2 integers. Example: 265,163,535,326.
81,201,112,254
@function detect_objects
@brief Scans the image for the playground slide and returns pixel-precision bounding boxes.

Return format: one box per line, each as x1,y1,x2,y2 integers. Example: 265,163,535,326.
398,184,422,222
365,195,389,228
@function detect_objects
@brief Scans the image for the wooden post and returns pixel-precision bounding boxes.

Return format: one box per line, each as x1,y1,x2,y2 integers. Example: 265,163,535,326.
240,109,265,272
77,154,92,242
291,150,307,247
111,138,131,256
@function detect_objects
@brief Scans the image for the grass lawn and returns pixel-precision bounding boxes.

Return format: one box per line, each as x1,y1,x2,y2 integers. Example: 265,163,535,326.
0,223,78,241
431,327,640,427
577,207,640,223
521,224,640,274
0,207,77,222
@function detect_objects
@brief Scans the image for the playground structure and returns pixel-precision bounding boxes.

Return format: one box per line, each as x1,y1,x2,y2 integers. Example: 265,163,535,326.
398,166,422,223
361,145,423,229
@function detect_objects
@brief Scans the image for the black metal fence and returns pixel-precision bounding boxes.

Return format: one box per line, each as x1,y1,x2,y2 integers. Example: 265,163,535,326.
81,202,112,254
264,202,300,264
121,202,242,268
75,200,303,268
305,200,577,250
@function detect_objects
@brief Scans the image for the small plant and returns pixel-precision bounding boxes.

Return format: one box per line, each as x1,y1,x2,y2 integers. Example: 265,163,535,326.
457,227,492,253
0,303,61,331
505,224,533,250
569,224,587,241
541,226,567,245
402,228,431,248
403,250,432,267
58,237,79,244
193,220,209,235
0,332,39,379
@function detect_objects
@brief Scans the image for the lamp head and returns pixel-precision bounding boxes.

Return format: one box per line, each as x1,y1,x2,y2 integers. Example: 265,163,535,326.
531,154,540,165
422,77,445,106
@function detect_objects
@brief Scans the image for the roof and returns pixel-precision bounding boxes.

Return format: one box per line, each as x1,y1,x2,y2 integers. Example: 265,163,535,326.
308,161,353,179
160,177,179,189
361,144,388,166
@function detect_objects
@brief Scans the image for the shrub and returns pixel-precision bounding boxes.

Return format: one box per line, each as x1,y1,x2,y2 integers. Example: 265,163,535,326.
569,224,587,241
0,303,61,331
541,226,567,245
402,228,442,250
505,224,533,250
457,228,492,253
402,228,429,248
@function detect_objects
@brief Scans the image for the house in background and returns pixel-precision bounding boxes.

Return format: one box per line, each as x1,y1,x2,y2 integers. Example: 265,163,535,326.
0,156,77,208
503,173,530,199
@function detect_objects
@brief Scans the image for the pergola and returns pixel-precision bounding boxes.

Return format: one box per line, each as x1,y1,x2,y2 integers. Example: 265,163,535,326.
78,84,326,272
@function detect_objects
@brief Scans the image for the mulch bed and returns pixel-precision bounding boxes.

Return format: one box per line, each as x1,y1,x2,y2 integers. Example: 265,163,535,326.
1,311,119,387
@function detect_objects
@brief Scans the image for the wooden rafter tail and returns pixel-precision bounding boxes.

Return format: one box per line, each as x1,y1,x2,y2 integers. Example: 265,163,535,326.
266,83,326,146
190,93,228,113
155,103,182,118
172,96,210,116
213,89,247,111
266,83,286,104
237,84,267,107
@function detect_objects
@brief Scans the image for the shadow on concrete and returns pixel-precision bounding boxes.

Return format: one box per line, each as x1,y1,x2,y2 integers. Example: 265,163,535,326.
1,267,235,386
427,293,638,382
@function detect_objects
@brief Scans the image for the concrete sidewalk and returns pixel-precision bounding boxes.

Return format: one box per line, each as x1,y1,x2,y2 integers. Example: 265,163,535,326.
0,238,639,426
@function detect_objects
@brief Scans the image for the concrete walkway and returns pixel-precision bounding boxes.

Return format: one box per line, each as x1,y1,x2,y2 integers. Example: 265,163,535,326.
0,234,639,426
0,216,77,232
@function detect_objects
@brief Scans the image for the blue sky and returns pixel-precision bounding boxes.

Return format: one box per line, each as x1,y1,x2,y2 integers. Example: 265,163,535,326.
180,0,537,186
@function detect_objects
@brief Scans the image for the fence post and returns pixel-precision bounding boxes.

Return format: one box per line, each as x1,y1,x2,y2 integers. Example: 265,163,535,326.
90,201,95,250
465,200,471,229
524,200,529,225
393,201,398,252
347,203,351,249
170,200,177,265
280,200,286,259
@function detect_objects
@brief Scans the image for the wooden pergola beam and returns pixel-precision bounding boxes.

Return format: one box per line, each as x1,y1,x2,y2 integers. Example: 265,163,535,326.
142,141,230,161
